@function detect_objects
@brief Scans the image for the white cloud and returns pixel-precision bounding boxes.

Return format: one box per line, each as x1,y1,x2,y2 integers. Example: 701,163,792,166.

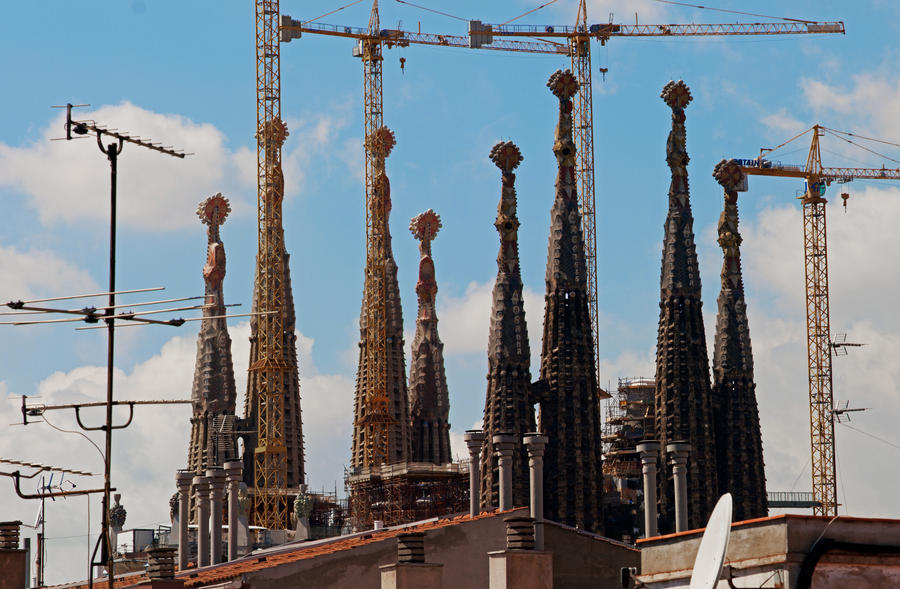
0,245,99,302
0,102,252,231
0,321,353,584
0,103,354,232
437,280,544,367
760,107,807,135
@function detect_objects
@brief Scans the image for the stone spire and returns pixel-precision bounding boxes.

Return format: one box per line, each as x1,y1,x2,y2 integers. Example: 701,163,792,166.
186,195,239,521
479,141,536,510
711,159,768,521
654,80,718,531
537,70,604,532
407,209,452,465
351,126,411,468
241,119,306,492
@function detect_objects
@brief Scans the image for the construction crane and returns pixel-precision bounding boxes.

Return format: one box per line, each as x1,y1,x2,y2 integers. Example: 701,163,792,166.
280,2,844,406
730,124,900,516
253,0,290,529
485,6,844,394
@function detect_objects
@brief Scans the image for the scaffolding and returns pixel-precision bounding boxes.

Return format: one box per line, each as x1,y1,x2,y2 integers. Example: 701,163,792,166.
602,378,656,497
347,461,469,529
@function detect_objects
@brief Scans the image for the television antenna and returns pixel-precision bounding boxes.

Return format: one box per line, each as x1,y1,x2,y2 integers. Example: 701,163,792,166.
830,333,866,357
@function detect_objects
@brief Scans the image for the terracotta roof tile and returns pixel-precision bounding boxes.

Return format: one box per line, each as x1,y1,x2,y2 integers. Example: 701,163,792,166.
54,509,517,589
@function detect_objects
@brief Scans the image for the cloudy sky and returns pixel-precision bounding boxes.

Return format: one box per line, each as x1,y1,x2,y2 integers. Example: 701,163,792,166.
2,0,900,583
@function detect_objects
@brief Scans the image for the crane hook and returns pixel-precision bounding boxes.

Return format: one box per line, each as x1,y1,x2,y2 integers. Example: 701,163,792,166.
399,56,406,74
841,192,849,212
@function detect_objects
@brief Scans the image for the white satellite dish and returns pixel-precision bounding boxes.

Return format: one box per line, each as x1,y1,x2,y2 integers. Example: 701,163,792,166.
689,493,733,589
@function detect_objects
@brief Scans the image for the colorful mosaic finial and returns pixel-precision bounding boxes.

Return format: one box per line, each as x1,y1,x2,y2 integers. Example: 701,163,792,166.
661,80,693,109
547,69,579,100
490,141,523,174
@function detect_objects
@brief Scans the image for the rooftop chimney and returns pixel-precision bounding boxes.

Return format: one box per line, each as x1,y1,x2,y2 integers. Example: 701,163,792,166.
380,531,442,588
667,442,691,533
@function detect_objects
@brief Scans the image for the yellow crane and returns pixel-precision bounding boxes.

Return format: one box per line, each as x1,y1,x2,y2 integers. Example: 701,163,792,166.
253,0,290,529
731,125,900,516
279,2,844,407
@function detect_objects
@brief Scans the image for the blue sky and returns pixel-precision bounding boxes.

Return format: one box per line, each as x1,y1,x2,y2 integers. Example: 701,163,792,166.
2,0,900,583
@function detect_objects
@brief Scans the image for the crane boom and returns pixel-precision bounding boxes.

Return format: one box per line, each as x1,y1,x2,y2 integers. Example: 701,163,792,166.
731,125,899,516
490,21,845,38
279,2,846,469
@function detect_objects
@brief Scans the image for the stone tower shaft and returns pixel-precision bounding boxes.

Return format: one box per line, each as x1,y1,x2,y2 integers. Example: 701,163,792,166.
480,141,536,510
408,209,451,465
351,126,411,468
712,159,768,521
654,80,718,532
188,195,239,473
537,70,604,532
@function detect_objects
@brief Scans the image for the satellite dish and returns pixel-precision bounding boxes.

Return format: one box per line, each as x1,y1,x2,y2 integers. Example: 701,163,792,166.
689,493,733,589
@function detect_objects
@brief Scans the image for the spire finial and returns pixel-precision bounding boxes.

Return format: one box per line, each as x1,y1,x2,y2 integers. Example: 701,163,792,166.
490,141,523,174
713,158,744,195
197,193,231,230
661,80,692,109
547,69,579,100
365,126,396,158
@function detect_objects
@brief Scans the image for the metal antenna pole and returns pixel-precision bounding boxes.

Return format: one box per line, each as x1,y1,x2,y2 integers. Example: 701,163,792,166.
98,135,123,589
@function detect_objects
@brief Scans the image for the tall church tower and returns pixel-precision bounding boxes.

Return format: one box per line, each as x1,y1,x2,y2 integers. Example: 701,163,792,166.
480,141,536,510
711,159,768,521
408,209,452,465
538,71,604,532
351,127,411,468
654,81,718,531
187,194,239,518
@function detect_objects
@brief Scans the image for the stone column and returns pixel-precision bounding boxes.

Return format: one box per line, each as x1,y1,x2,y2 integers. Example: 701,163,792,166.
464,430,486,516
224,461,242,561
175,470,193,570
207,468,226,565
636,441,661,538
667,442,692,533
493,434,517,512
193,475,210,567
523,433,548,550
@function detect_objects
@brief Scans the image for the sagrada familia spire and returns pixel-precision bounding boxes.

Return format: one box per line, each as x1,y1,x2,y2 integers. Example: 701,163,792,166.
351,126,411,468
654,80,718,531
480,141,536,510
538,70,604,532
712,159,768,521
186,194,239,517
407,209,451,465
242,119,306,492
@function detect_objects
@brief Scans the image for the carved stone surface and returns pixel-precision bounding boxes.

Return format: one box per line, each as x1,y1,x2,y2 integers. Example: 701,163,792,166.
242,118,306,492
188,195,240,521
654,81,718,532
712,159,768,521
479,141,536,511
537,71,604,532
408,209,452,465
351,127,411,467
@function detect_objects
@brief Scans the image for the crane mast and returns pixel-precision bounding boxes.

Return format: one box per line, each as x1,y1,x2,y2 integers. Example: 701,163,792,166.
252,0,289,529
570,0,601,385
734,125,900,516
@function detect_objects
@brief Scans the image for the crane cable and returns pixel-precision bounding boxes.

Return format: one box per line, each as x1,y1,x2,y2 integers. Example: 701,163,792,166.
394,0,468,23
303,0,368,26
500,0,562,26
822,126,900,149
824,130,900,167
760,126,814,159
650,0,815,24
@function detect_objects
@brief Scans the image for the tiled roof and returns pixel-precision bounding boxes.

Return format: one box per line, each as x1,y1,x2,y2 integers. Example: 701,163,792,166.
57,509,518,589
